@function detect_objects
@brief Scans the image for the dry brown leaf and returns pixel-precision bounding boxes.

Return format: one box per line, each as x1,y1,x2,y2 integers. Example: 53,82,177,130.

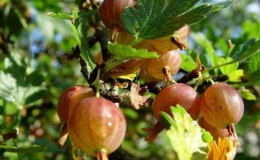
208,137,238,160
129,83,150,109
58,124,68,147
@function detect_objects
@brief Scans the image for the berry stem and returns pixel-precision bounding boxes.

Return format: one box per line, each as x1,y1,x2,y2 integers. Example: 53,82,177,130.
144,122,165,143
171,36,187,50
58,124,69,147
110,25,119,43
92,68,101,97
129,37,143,47
209,79,215,85
162,67,174,85
227,124,238,140
194,71,202,90
192,55,204,90
96,150,109,160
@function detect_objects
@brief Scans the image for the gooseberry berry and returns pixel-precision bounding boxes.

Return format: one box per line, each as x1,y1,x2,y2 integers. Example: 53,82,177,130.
153,83,200,120
68,97,127,158
200,83,244,129
139,60,161,83
144,50,181,81
99,0,136,32
57,85,95,146
145,83,200,142
57,85,95,125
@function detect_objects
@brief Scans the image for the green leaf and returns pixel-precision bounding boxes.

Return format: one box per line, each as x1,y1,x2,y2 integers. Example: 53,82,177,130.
5,103,17,115
191,33,218,67
243,52,260,85
228,70,244,82
205,39,260,73
68,11,81,45
180,53,197,72
161,105,211,160
108,43,159,59
121,0,232,39
48,11,96,73
105,43,159,72
240,88,256,100
25,70,45,86
0,71,16,103
0,71,46,106
0,145,46,153
48,10,97,74
201,129,213,143
24,87,47,105
159,111,177,130
242,19,260,39
32,0,61,12
47,12,71,20
75,11,96,72
0,54,47,107
231,38,260,60
218,57,239,74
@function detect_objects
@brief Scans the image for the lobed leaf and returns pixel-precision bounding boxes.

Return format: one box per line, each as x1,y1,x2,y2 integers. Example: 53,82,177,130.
0,72,16,103
218,57,239,75
107,43,159,59
160,105,212,160
193,37,260,74
0,54,47,107
75,11,96,71
121,0,233,39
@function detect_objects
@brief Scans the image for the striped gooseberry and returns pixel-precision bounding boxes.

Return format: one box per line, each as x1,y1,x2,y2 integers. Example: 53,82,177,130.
99,0,136,32
143,50,181,81
57,85,95,146
68,97,127,159
145,83,200,142
57,85,95,125
201,83,244,129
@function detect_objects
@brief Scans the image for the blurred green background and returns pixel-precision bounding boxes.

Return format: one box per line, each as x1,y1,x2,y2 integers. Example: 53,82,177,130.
0,0,259,159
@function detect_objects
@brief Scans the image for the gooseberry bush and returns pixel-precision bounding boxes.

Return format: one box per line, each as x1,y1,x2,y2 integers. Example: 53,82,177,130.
1,0,260,160
52,0,260,159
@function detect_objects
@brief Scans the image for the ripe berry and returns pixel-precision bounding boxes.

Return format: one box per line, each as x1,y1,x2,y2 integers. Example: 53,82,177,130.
153,83,200,120
143,50,181,81
99,0,136,32
201,83,244,129
57,85,95,146
68,97,127,157
57,85,95,125
145,83,200,142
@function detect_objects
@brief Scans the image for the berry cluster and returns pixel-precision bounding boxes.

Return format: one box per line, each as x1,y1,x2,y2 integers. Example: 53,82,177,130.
146,82,244,142
56,0,244,159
